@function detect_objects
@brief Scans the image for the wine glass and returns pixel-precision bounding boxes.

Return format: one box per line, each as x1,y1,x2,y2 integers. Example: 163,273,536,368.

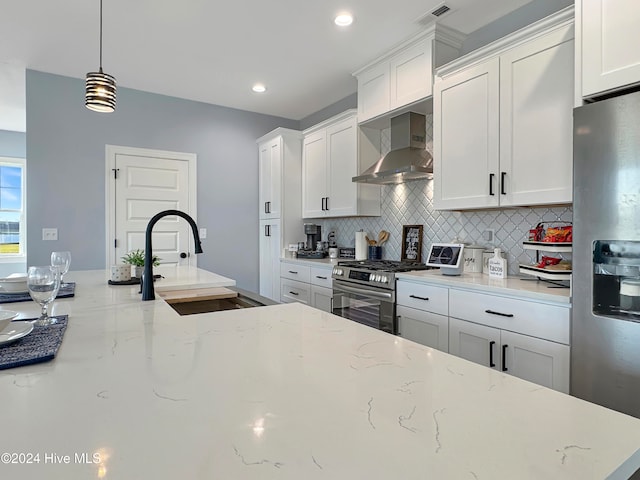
51,251,71,286
27,266,61,326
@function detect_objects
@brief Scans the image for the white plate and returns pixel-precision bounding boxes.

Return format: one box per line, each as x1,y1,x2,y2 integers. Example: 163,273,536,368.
0,289,29,295
0,311,18,323
0,321,34,347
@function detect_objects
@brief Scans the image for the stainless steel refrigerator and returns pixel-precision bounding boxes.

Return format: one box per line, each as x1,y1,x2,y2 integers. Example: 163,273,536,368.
573,90,640,419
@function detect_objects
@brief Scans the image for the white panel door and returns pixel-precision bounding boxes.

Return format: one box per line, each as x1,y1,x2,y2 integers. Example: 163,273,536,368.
112,150,194,269
434,58,500,210
499,24,574,206
501,330,570,394
326,116,357,217
449,317,501,370
582,0,640,97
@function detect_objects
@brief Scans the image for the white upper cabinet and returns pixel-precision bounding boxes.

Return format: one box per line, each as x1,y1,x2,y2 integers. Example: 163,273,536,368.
354,26,464,126
434,7,574,210
579,0,640,99
302,110,381,218
258,138,281,219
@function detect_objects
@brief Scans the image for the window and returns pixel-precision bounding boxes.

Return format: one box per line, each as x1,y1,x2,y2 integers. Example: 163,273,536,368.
0,157,25,258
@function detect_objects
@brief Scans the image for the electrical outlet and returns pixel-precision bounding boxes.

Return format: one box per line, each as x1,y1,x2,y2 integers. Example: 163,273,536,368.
199,228,207,239
42,228,58,241
483,229,495,242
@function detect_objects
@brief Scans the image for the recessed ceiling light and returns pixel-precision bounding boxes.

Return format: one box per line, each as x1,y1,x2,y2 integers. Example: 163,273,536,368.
252,84,266,93
334,13,353,27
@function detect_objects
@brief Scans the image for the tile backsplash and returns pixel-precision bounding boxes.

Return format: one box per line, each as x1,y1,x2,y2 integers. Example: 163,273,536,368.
312,114,573,275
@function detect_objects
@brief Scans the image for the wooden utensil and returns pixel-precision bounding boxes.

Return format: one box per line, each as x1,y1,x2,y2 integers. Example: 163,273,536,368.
378,230,390,245
365,235,377,246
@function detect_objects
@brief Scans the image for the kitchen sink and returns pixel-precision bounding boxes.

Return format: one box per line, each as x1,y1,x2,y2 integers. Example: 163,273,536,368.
157,286,276,316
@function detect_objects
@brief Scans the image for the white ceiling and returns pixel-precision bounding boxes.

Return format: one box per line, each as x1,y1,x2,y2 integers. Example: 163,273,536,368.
0,0,532,131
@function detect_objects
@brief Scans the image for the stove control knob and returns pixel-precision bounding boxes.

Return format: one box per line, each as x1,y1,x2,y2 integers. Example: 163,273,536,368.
381,275,388,284
373,274,380,282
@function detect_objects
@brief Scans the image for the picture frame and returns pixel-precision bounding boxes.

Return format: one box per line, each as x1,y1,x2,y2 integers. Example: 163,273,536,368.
401,225,423,262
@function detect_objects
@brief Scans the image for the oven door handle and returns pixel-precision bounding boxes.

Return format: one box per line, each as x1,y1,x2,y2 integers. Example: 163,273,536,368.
333,282,393,300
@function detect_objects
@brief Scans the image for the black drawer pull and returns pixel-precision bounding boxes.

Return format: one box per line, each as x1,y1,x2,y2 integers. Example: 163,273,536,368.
489,340,496,367
288,270,298,274
485,309,514,318
500,172,506,195
289,291,299,296
316,276,328,280
502,344,508,371
264,202,268,214
409,294,429,301
489,173,495,196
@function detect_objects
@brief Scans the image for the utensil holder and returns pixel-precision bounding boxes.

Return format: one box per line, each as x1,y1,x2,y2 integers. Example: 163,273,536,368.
368,246,382,260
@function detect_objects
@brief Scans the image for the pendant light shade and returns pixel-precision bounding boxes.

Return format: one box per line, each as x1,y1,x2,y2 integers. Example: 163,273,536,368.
85,69,116,112
85,0,116,112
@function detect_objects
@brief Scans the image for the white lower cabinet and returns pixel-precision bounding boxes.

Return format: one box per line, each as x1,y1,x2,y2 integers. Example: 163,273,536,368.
449,317,569,393
397,278,570,393
397,305,449,352
280,261,333,312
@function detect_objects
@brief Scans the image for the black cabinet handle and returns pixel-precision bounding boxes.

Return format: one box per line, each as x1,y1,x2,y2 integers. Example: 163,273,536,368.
485,309,514,318
396,315,402,336
489,340,496,367
409,294,429,301
502,344,508,371
288,270,298,274
316,276,328,280
500,172,506,195
489,173,495,196
264,202,268,214
289,291,299,296
325,197,329,211
264,225,269,236
321,197,326,211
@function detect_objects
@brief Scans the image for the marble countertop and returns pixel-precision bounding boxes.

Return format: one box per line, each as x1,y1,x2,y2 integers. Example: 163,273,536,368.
0,268,637,479
396,270,571,304
280,256,340,267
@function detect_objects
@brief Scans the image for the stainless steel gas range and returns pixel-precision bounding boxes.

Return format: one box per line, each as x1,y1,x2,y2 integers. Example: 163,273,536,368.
332,260,432,334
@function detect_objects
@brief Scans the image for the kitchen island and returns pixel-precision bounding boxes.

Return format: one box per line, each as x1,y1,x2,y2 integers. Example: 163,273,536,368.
1,268,640,479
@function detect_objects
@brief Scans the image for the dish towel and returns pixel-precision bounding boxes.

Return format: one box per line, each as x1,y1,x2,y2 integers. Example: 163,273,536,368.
0,282,75,304
0,316,68,370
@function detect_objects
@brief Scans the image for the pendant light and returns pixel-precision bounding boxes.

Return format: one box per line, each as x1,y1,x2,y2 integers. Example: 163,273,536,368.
85,0,116,112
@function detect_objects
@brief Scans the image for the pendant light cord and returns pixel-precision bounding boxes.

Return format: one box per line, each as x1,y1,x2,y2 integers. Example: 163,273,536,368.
99,0,103,70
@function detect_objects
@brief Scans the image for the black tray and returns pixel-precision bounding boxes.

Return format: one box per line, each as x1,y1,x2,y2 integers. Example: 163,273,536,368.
108,274,162,286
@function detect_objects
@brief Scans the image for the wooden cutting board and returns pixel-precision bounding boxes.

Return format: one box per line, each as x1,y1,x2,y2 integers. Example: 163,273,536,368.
157,287,238,304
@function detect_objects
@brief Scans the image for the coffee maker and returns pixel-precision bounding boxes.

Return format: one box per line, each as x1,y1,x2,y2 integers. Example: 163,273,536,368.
297,223,327,258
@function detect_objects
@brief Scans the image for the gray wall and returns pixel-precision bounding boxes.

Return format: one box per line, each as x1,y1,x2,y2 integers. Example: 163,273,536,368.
26,70,297,292
0,130,26,158
299,93,357,131
461,0,573,54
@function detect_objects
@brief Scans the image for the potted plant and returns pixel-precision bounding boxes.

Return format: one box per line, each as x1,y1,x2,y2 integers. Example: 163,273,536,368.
121,249,161,278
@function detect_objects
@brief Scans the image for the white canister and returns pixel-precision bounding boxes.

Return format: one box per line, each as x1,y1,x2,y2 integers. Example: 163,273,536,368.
110,264,132,282
463,245,485,273
328,247,339,259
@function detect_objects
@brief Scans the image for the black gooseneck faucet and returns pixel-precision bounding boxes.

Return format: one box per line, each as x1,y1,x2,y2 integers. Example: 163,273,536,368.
141,209,203,301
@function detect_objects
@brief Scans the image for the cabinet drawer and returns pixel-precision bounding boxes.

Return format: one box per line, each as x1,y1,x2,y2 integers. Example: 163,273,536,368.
396,281,448,316
280,262,311,283
280,278,310,305
449,289,569,344
310,266,332,288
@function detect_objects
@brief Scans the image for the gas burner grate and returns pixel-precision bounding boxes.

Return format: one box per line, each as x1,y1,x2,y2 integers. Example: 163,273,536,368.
337,260,431,272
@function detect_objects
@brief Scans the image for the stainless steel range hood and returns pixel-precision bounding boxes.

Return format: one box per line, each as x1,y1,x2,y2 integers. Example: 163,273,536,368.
353,112,433,185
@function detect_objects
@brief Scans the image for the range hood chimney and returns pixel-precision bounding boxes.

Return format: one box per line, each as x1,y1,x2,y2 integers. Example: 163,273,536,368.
353,112,433,185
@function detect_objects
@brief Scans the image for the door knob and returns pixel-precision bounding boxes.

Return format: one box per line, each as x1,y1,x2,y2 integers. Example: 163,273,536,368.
180,252,188,259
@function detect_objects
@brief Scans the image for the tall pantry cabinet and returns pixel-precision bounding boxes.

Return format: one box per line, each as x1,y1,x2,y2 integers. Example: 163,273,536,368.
257,128,303,301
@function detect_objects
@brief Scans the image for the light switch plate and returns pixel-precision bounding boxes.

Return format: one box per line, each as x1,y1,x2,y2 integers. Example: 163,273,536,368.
42,228,58,241
199,228,207,239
